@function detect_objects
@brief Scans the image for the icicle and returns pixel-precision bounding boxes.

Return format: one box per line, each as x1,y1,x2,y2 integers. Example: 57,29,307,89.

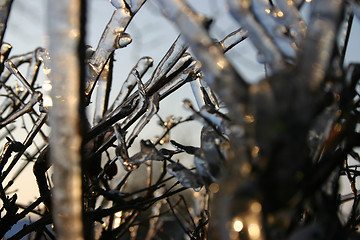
167,162,202,191
196,126,225,183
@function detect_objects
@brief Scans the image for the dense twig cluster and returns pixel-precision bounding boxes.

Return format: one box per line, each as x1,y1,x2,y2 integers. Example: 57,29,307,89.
0,0,360,239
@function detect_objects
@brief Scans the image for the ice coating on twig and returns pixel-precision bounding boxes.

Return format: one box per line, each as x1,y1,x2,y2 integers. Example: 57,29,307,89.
119,70,147,129
251,0,296,58
227,0,286,71
299,0,344,91
196,126,226,184
0,49,46,115
94,57,113,125
0,91,42,128
191,77,220,110
86,7,131,95
126,72,160,144
0,112,46,183
350,0,360,21
5,60,35,95
219,28,248,53
115,125,163,170
0,42,12,74
159,60,200,99
86,35,190,153
0,0,13,44
199,78,220,109
167,162,202,191
85,0,145,99
274,0,307,44
93,35,189,149
1,51,33,85
127,93,159,145
190,78,206,109
146,35,188,92
182,99,228,134
108,56,153,113
124,0,147,13
165,52,192,77
37,48,52,110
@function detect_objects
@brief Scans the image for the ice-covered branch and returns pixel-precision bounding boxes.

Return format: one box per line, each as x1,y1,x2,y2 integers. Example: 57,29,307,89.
85,0,146,99
47,0,85,239
0,0,13,44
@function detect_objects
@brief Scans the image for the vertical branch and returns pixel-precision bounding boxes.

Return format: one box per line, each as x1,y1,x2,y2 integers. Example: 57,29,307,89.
0,0,13,44
47,0,85,239
0,0,13,75
93,54,113,125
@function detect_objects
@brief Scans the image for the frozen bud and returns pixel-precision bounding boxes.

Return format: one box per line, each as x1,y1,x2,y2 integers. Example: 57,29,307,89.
0,42,12,62
109,0,126,9
256,52,266,64
182,99,193,109
116,32,132,48
137,56,154,70
85,45,95,60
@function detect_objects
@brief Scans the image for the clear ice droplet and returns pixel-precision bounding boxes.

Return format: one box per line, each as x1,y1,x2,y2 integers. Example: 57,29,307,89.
110,0,126,9
117,32,132,48
256,52,266,64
